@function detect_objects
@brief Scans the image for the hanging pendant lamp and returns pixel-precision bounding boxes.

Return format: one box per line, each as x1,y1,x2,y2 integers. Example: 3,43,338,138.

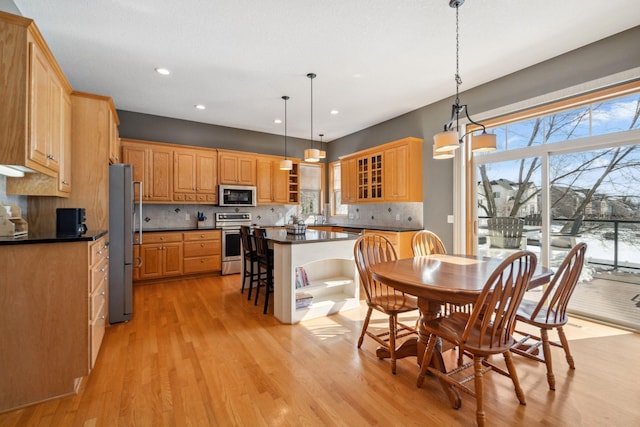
304,73,320,162
319,133,326,159
433,0,496,157
279,95,293,170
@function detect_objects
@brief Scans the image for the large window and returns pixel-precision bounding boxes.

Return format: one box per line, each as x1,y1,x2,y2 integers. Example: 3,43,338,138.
330,161,348,216
470,81,640,331
299,163,323,215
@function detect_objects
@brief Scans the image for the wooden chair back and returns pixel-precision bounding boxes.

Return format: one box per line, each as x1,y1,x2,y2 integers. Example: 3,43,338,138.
487,217,525,249
253,228,270,262
240,225,254,256
411,230,446,256
528,242,587,326
463,250,537,353
354,234,402,304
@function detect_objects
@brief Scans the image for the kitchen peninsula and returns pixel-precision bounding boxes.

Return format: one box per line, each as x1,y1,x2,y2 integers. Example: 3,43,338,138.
268,229,360,324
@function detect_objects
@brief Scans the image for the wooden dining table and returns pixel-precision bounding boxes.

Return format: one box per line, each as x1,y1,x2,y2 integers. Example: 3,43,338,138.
369,254,554,363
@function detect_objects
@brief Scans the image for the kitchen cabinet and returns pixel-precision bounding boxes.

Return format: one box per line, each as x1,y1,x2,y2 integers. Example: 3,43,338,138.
384,137,423,202
363,229,417,258
173,148,217,203
339,137,423,204
109,109,121,164
183,230,221,274
89,235,109,369
218,150,256,185
121,139,173,202
1,12,72,196
256,155,290,204
0,238,93,412
340,157,357,204
136,232,183,280
357,151,384,202
25,93,117,233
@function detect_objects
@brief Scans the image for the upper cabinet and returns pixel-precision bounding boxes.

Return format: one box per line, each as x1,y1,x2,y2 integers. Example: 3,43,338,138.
121,139,173,202
256,155,295,205
1,12,72,196
173,148,217,203
218,150,256,185
340,137,423,203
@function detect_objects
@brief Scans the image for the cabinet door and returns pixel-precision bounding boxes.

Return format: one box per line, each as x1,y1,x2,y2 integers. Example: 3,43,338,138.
256,157,273,203
384,145,408,201
121,144,147,201
58,91,72,193
162,242,183,276
272,162,290,204
174,150,196,194
28,41,52,171
109,111,120,164
340,158,357,204
195,151,217,197
139,244,163,279
148,147,173,201
237,155,256,185
219,152,239,184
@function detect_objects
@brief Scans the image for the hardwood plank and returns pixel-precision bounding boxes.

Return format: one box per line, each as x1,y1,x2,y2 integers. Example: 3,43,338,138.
1,274,638,426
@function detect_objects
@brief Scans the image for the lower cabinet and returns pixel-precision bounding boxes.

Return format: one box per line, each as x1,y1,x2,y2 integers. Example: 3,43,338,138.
134,230,221,282
363,229,417,258
183,230,221,274
89,235,109,369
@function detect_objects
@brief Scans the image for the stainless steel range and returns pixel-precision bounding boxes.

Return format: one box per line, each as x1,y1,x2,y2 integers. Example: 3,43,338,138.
216,212,252,275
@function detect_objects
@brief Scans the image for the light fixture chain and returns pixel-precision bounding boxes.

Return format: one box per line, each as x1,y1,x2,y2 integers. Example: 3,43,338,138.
455,3,462,104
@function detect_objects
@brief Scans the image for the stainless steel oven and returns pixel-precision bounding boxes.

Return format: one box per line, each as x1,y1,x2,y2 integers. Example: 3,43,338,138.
216,212,252,275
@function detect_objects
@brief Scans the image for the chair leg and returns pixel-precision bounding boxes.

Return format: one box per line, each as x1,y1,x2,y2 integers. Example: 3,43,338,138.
417,334,437,387
388,314,397,374
246,259,255,300
540,328,556,390
557,326,575,369
263,269,272,314
254,264,262,306
504,351,526,405
357,307,373,348
474,356,486,427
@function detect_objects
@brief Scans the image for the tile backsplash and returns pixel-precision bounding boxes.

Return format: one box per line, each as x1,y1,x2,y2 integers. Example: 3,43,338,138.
137,202,422,230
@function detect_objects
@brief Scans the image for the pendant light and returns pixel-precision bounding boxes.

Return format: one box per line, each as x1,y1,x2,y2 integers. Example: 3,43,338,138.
318,133,326,159
433,0,496,157
279,95,293,170
304,73,320,162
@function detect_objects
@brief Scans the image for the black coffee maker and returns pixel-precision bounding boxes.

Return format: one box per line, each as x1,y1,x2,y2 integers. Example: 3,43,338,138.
56,208,88,235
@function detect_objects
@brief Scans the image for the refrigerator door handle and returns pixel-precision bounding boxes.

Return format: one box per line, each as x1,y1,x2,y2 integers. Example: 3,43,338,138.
133,181,143,245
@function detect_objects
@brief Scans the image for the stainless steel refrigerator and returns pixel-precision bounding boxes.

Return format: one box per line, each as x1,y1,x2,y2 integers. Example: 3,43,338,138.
109,164,141,323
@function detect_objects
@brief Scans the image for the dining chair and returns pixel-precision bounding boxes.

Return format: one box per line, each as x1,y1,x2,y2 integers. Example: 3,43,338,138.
252,228,274,314
411,230,446,256
354,234,418,374
511,242,587,390
240,225,260,300
417,250,537,427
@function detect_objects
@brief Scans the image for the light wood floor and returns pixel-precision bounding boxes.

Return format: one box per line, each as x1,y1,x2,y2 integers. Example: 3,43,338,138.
1,274,639,426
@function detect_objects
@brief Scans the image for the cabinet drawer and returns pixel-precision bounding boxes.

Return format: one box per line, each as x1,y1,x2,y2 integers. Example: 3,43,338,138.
90,238,109,266
140,232,182,244
91,257,108,293
90,279,107,321
183,241,219,257
183,255,220,274
183,230,220,241
90,301,106,368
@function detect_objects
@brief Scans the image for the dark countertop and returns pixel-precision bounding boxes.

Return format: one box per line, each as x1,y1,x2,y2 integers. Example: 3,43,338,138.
266,229,359,245
309,224,423,233
0,229,108,246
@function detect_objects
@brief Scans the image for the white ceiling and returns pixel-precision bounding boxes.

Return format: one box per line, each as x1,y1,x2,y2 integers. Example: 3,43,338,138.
12,0,640,142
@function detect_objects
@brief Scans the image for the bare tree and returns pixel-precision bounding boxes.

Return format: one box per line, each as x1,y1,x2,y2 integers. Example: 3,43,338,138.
477,96,640,219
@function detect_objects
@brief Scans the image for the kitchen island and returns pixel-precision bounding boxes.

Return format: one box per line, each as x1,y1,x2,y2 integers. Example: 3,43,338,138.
267,229,360,324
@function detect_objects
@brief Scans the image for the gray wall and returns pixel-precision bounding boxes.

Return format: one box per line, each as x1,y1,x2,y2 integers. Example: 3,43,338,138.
109,26,640,248
0,0,20,15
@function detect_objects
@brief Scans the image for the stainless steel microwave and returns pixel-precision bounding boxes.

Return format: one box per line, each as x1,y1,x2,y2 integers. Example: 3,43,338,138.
218,185,257,206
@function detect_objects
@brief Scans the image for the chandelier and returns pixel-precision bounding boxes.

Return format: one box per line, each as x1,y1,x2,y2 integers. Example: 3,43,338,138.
433,0,496,158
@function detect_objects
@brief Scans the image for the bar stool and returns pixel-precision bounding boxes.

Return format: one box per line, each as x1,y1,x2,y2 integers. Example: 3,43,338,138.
240,225,260,300
252,228,274,314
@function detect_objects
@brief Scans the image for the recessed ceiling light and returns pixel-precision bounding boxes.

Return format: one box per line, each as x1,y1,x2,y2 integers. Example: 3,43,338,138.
274,119,282,124
330,110,339,115
353,73,362,78
195,104,206,110
155,67,170,75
